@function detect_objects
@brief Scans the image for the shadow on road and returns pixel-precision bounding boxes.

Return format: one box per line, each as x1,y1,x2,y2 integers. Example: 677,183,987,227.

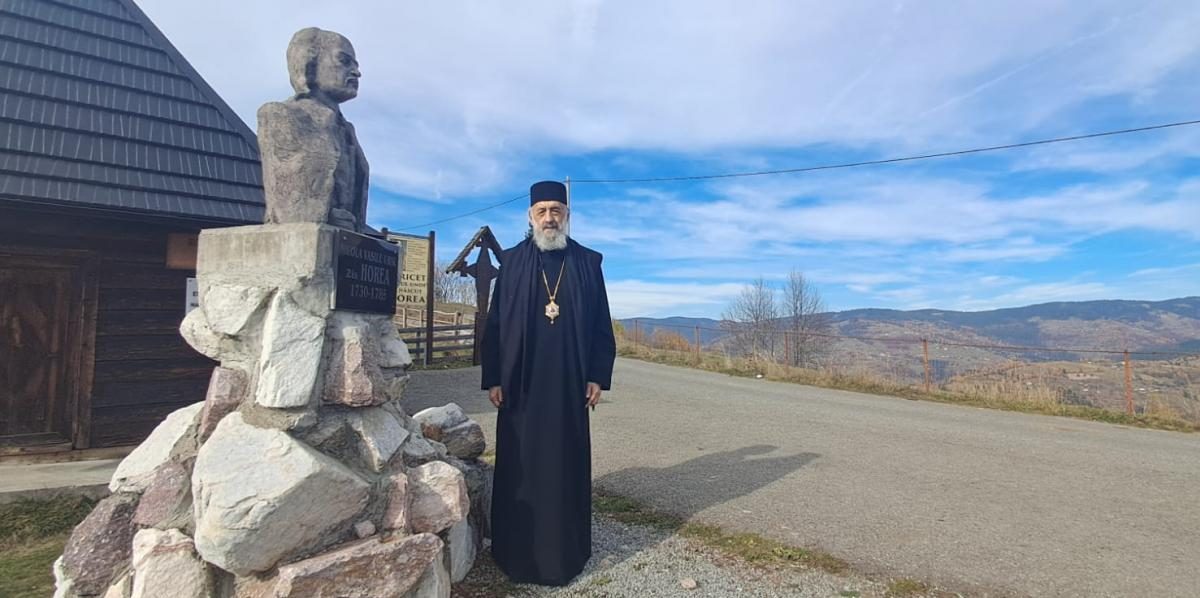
595,444,820,520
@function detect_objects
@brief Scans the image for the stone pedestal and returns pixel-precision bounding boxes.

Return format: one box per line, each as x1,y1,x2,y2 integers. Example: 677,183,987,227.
57,222,481,598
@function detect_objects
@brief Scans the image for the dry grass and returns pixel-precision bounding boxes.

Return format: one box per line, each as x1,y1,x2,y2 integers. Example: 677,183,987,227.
617,339,1200,433
593,489,850,575
0,496,95,598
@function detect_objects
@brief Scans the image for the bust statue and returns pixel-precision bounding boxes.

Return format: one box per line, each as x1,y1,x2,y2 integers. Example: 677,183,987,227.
258,28,370,232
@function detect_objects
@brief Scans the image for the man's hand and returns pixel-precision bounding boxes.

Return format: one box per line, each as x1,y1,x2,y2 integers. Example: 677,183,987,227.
489,386,503,408
585,382,602,408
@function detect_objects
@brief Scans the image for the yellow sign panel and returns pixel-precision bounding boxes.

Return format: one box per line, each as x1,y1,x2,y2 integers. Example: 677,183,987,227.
387,233,431,307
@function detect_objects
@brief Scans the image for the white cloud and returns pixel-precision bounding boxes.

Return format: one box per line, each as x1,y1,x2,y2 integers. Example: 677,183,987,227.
139,0,1200,198
132,1,1200,314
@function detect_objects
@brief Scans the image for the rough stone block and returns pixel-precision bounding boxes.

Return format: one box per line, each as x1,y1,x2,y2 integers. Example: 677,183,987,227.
255,292,326,409
198,367,246,442
323,321,388,407
440,422,486,460
353,520,376,538
442,518,476,583
412,404,468,430
102,571,132,598
202,284,271,336
192,413,370,575
110,403,202,493
272,534,443,598
132,460,193,531
401,436,446,468
179,307,222,361
52,556,76,598
61,492,139,596
456,459,494,540
196,223,337,317
130,528,211,598
405,551,451,598
408,461,469,534
376,317,412,369
381,472,409,533
303,406,409,473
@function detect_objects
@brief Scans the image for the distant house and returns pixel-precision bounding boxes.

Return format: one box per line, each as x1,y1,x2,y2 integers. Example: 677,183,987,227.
0,0,263,456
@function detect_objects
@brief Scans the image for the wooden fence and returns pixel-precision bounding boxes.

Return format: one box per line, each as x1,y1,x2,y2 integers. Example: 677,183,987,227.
398,323,475,363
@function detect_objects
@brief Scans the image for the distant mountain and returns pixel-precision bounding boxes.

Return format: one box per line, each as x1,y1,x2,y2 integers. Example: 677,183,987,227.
621,297,1200,417
622,297,1200,354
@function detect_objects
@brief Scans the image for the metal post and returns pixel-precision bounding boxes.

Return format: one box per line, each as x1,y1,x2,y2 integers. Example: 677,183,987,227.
694,326,701,361
633,319,640,346
424,230,436,366
922,338,931,393
1124,350,1134,415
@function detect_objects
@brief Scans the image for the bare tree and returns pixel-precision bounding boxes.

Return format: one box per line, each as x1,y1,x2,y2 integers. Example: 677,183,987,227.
721,277,779,361
781,269,831,367
434,261,477,306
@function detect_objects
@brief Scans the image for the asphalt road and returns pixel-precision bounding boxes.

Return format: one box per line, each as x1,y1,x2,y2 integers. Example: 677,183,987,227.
406,358,1200,597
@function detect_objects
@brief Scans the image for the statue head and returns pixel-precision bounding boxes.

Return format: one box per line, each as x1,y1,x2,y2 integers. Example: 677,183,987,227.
286,27,360,104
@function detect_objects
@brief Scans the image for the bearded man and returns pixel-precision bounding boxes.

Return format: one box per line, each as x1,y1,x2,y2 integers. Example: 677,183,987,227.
481,180,617,586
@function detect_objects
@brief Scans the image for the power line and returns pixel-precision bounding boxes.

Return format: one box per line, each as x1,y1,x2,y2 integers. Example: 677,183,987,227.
573,119,1200,183
399,192,528,232
396,118,1200,230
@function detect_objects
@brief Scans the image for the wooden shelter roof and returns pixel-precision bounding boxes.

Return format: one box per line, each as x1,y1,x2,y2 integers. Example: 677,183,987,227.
0,0,264,224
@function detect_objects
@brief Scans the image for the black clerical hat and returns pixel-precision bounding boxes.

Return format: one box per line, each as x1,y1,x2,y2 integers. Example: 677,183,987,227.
530,180,567,205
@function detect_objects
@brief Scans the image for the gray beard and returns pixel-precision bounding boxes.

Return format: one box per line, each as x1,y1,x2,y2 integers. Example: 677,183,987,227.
532,227,568,251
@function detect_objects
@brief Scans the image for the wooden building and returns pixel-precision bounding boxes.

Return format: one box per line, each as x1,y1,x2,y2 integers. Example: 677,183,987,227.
0,0,264,456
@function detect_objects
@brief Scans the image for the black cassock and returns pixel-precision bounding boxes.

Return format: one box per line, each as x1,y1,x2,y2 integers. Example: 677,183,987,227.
481,237,616,586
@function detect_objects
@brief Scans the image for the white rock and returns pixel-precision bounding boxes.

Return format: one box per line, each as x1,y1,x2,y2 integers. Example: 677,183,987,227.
408,461,469,534
378,322,413,369
323,321,389,407
444,517,476,583
130,528,210,598
401,436,444,467
354,520,376,538
440,422,486,460
255,292,326,408
192,413,370,575
195,224,337,319
382,472,410,532
680,577,699,590
274,534,443,598
384,372,411,403
202,284,270,336
351,408,409,472
179,307,221,360
303,407,410,473
110,403,203,493
405,552,450,598
102,572,132,598
412,404,468,431
52,556,76,598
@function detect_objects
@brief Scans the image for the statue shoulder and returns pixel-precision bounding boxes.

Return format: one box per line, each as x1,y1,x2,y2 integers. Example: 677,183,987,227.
257,98,340,132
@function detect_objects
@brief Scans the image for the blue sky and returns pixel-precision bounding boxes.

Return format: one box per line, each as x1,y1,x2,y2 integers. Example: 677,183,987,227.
142,0,1200,318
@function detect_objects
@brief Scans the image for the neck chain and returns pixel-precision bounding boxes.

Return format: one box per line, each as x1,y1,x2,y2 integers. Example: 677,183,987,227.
541,258,567,324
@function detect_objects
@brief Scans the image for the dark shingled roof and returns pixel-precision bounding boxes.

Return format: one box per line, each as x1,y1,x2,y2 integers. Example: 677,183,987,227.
0,0,264,224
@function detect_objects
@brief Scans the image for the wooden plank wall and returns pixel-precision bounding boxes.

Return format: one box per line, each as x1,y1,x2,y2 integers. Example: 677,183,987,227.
0,206,216,448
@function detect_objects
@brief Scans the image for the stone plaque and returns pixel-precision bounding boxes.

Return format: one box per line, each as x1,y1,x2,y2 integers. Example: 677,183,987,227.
334,231,400,314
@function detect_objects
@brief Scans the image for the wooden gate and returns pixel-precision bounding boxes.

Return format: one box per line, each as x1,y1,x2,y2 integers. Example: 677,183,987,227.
0,250,96,454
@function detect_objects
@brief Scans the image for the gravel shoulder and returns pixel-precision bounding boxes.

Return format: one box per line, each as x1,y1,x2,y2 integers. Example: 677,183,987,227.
456,513,900,598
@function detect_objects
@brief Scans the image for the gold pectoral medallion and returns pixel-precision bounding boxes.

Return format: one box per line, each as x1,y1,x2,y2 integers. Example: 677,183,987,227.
541,258,567,324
